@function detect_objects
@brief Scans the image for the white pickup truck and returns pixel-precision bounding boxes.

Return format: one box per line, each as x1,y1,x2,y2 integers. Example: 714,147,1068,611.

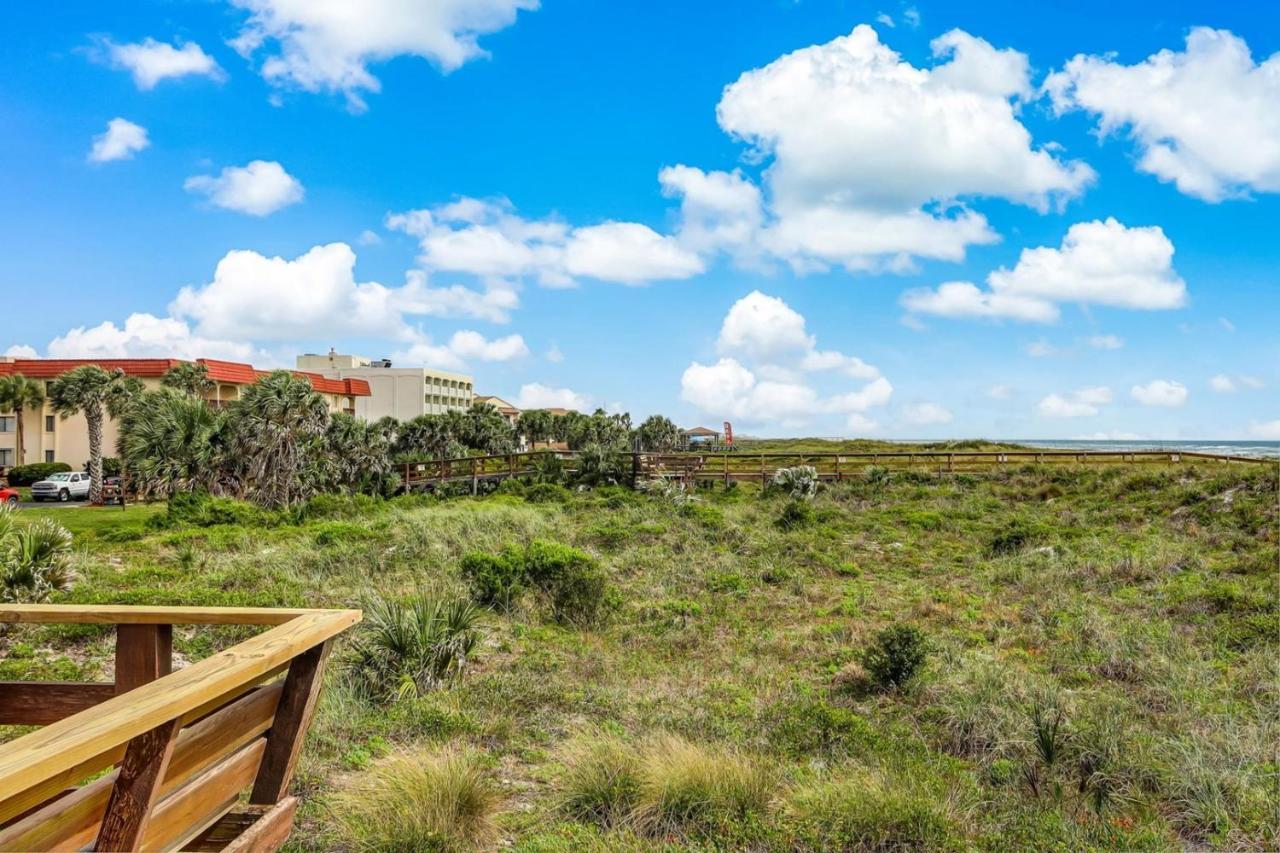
30,471,92,502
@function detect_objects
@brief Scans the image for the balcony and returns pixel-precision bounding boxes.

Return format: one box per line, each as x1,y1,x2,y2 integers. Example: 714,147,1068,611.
0,604,359,852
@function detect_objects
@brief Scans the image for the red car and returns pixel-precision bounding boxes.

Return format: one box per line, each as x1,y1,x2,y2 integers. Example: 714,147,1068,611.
0,486,18,506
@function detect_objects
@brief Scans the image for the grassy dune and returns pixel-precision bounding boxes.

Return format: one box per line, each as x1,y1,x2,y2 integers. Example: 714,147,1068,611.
3,462,1277,850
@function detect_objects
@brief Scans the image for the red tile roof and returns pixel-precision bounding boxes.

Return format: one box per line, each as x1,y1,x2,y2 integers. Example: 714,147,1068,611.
0,358,370,397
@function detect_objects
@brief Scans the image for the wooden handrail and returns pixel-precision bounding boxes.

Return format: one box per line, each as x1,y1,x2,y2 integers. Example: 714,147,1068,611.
0,609,357,802
0,604,321,626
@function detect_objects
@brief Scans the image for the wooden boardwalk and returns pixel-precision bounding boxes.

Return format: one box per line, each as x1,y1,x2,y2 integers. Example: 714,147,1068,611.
401,448,1272,491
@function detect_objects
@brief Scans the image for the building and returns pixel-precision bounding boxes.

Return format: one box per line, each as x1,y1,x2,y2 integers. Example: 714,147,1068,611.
0,357,370,470
473,395,520,428
681,426,722,447
296,351,474,422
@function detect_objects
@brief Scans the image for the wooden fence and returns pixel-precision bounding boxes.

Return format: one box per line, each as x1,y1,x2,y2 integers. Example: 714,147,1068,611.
0,605,360,852
402,448,1272,491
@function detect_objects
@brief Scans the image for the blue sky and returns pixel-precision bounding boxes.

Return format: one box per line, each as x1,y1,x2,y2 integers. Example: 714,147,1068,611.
2,0,1277,439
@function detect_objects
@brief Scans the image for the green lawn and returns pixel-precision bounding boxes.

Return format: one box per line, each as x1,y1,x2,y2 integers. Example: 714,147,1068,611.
2,463,1276,850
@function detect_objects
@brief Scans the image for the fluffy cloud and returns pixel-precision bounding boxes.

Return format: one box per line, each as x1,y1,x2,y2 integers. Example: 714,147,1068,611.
704,24,1092,272
184,160,304,216
4,344,40,358
387,198,702,287
229,0,536,109
1130,379,1188,407
88,118,149,163
1046,28,1280,201
658,165,764,259
44,313,258,362
514,383,590,411
1088,334,1124,350
902,218,1186,322
394,271,519,324
1248,419,1280,440
903,402,952,426
391,330,529,371
99,37,224,89
1210,374,1236,393
1037,386,1113,418
681,292,890,428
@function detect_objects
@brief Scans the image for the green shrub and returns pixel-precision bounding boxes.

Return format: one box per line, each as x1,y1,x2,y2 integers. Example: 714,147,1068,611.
530,451,566,484
783,774,957,851
987,518,1049,556
680,502,725,529
345,592,484,703
777,499,815,529
631,734,776,840
492,477,528,497
863,624,929,691
1,506,74,602
523,540,612,627
459,549,526,609
557,732,642,829
772,465,819,499
158,491,279,529
524,482,572,504
5,462,71,487
299,492,384,521
313,521,379,547
96,526,145,544
769,693,876,758
332,746,501,851
573,444,626,487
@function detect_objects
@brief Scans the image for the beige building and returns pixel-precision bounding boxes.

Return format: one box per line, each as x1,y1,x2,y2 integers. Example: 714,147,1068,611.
0,357,369,471
473,395,520,427
296,351,474,422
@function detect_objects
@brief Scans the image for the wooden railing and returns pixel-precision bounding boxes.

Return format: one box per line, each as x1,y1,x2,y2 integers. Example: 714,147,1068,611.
401,448,1272,490
0,605,360,852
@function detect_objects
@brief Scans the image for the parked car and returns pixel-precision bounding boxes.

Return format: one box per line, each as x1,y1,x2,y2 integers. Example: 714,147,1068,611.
0,486,18,505
30,471,91,502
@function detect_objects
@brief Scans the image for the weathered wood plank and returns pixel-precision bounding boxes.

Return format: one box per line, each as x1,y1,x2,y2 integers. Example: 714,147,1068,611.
0,610,358,813
250,642,332,804
0,682,116,726
115,624,173,695
93,720,180,851
142,739,267,852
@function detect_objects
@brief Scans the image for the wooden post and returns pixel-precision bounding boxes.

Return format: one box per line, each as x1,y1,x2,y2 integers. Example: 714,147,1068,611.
94,719,180,851
471,457,479,495
835,456,841,482
631,452,640,488
115,624,172,695
250,642,333,805
723,453,730,487
403,462,411,491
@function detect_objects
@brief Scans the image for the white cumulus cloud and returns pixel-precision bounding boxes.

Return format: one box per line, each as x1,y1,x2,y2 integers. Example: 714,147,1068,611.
229,0,537,110
1248,419,1280,440
44,313,258,362
1046,28,1280,201
902,218,1186,322
1038,386,1113,418
1210,374,1236,393
88,118,149,163
1130,379,1188,407
184,160,304,216
514,383,590,411
99,37,224,89
387,197,702,287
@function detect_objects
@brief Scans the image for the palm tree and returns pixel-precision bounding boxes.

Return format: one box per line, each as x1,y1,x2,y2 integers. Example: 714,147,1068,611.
48,366,141,504
636,414,681,452
0,374,45,468
226,371,330,507
117,389,228,499
323,412,394,493
160,362,215,397
516,409,554,449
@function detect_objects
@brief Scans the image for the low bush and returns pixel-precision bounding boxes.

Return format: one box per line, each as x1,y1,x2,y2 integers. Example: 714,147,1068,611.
777,499,815,529
783,774,957,851
523,540,612,627
459,549,526,609
631,734,777,840
863,624,929,691
523,482,572,504
1,505,74,602
772,465,819,500
768,693,877,758
298,492,384,521
331,745,501,851
345,592,484,703
987,518,1050,556
4,462,71,487
557,732,642,829
155,491,279,529
312,521,379,547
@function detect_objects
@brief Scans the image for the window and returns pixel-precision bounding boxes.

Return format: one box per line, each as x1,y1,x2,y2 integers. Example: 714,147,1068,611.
44,450,55,463
45,415,55,432
0,416,13,433
0,449,12,467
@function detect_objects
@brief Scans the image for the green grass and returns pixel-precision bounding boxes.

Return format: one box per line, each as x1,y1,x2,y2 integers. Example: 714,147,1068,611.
1,461,1276,850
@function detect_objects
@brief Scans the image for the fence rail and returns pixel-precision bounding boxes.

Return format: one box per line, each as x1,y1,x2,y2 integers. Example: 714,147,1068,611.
0,605,360,852
401,448,1271,491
